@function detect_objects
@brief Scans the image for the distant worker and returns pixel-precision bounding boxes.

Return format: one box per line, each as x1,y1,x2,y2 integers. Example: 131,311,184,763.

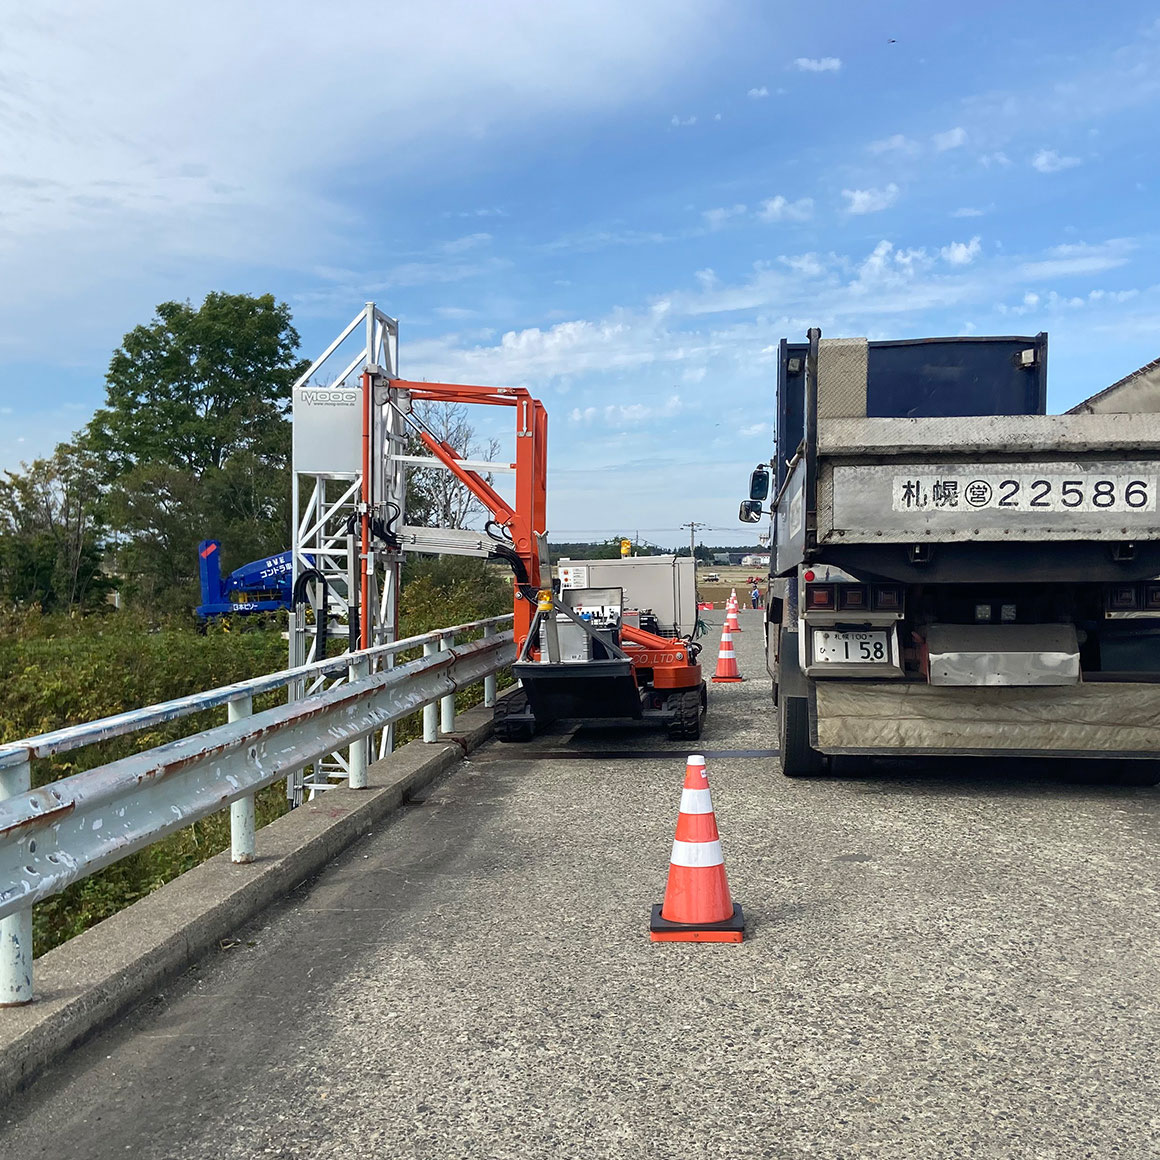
751,585,760,609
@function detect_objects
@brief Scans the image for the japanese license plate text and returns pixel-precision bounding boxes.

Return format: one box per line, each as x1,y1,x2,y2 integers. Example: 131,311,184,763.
812,630,889,664
891,474,1157,514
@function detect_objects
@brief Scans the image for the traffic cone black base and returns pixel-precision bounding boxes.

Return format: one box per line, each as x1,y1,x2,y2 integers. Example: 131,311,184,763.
649,902,745,943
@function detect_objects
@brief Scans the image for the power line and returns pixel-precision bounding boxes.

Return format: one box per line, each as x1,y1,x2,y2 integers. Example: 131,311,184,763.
679,520,711,561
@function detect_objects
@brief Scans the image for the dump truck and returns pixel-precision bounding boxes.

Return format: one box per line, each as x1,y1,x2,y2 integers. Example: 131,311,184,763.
743,329,1160,781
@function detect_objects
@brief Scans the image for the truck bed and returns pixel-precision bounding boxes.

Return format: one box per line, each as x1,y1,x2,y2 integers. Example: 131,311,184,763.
775,338,1160,564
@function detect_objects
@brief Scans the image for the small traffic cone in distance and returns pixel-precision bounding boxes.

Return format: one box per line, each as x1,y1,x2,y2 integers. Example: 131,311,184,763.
711,624,743,682
650,755,744,943
725,602,741,633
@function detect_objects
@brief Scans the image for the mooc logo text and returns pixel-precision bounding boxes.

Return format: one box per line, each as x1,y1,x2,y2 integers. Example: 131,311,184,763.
301,390,358,404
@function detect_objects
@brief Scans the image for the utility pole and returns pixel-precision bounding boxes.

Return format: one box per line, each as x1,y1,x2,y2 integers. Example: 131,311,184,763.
681,521,710,564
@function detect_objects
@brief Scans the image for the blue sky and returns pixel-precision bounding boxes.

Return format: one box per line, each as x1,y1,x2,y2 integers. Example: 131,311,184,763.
2,1,1158,545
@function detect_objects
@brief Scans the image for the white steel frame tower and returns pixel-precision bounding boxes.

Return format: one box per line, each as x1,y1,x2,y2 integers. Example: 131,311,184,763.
289,302,403,801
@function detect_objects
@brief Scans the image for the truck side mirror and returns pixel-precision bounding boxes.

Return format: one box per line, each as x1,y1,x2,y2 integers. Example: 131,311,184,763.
738,500,764,523
749,465,771,501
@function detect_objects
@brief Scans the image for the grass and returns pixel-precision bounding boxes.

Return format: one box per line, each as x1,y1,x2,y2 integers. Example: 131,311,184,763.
1,561,513,956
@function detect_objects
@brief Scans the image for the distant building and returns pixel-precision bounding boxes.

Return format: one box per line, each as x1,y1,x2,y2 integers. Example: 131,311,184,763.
741,554,771,567
712,552,731,566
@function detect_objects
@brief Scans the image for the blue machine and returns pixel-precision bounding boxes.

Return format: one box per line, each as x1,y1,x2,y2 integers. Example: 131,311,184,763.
196,540,296,619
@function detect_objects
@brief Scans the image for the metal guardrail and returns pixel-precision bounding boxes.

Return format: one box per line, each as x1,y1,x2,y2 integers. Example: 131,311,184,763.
0,615,514,1006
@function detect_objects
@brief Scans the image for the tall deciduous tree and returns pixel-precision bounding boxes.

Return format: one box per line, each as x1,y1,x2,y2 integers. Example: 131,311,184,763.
405,401,502,529
87,292,306,608
0,443,113,611
88,292,302,477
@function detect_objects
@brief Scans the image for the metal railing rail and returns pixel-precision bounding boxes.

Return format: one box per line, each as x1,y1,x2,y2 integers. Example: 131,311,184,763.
0,614,512,770
0,615,513,1005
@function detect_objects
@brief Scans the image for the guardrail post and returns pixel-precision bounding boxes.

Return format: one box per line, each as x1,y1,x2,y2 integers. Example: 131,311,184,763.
423,640,439,742
0,754,34,1005
483,622,497,707
227,696,256,864
440,632,457,734
348,655,370,789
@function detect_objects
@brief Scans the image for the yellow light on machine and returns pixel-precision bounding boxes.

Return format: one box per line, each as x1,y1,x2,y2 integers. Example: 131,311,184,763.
620,538,631,557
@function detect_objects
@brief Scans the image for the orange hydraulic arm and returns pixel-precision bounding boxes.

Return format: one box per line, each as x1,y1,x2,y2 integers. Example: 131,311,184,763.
390,380,548,649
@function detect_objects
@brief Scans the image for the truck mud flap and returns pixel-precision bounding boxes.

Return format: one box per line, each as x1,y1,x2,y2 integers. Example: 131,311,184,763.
513,660,642,721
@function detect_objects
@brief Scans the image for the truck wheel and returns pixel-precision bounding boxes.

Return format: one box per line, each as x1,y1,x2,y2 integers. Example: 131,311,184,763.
493,690,536,743
778,694,828,777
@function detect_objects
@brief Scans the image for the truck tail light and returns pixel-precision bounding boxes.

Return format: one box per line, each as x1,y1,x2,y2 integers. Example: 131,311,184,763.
1108,584,1140,611
873,585,903,611
807,584,834,609
837,584,869,610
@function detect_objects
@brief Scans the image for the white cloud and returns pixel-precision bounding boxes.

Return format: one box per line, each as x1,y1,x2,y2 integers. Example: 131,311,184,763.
779,252,827,277
756,196,814,223
440,232,492,254
794,56,841,72
747,86,769,98
605,394,684,425
0,0,719,360
841,183,899,215
940,237,982,266
1031,148,1081,173
932,126,967,151
671,114,697,126
1017,239,1134,279
567,395,685,426
952,207,986,218
702,204,747,229
739,421,772,437
979,152,1011,168
868,133,919,156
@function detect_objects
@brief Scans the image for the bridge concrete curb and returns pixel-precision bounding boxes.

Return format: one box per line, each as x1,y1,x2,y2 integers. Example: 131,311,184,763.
0,698,502,1101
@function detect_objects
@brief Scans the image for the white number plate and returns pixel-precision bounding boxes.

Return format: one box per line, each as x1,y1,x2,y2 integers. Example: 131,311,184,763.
812,629,889,664
891,473,1156,514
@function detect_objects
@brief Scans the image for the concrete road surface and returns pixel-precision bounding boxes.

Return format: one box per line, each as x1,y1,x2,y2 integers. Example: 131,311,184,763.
4,609,1159,1159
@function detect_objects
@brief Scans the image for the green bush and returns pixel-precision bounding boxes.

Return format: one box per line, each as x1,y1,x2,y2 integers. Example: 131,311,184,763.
2,559,514,956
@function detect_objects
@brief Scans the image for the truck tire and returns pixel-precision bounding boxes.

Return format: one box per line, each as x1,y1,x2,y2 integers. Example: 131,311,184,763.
778,694,828,777
493,690,536,743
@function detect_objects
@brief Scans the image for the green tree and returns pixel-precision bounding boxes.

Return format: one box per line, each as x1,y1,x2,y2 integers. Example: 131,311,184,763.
404,401,501,529
0,442,114,611
87,293,305,609
88,292,302,476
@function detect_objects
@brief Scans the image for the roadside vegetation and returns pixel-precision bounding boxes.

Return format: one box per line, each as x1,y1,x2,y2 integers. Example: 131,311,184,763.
0,292,513,955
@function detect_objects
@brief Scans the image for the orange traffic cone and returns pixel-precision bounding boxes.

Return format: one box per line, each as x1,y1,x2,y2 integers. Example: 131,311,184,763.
725,602,741,633
711,624,743,682
650,755,744,942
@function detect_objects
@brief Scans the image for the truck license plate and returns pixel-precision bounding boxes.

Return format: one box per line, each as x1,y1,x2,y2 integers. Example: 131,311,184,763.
812,630,889,664
891,473,1157,514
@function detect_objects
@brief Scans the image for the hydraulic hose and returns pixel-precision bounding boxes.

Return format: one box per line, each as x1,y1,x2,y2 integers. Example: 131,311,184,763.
292,568,329,662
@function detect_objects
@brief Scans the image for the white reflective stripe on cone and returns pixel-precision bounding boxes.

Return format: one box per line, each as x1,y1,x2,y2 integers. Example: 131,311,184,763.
679,787,714,815
670,838,724,868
